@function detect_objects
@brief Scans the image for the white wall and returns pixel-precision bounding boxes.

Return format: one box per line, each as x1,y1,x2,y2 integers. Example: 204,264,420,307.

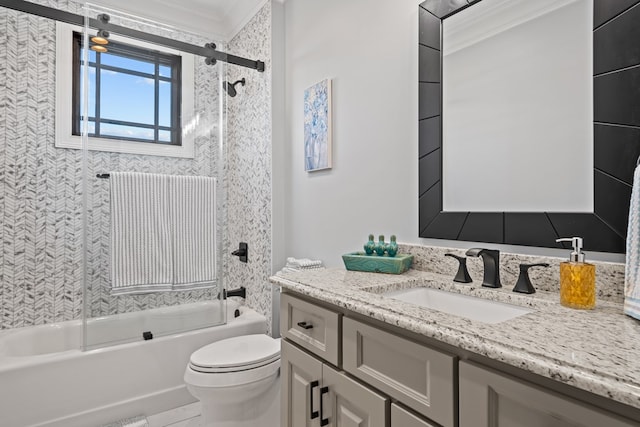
282,0,419,268
280,0,625,267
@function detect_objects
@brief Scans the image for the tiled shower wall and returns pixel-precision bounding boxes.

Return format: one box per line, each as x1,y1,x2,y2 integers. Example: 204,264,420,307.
225,3,274,333
0,0,226,328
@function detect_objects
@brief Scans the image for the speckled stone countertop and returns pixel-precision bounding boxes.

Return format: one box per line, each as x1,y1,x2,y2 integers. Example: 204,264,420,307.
270,267,640,410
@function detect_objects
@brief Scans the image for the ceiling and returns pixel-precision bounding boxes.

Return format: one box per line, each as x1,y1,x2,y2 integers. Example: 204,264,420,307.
92,0,269,41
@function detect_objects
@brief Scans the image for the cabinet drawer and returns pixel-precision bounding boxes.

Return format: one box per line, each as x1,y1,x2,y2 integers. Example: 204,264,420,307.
392,404,437,427
280,293,340,365
343,317,456,427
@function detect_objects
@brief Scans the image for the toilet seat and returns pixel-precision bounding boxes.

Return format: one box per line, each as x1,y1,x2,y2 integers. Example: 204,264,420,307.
185,334,281,387
189,334,280,372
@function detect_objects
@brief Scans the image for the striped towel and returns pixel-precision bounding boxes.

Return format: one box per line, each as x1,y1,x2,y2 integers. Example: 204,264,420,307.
110,173,217,295
170,175,217,291
110,172,173,295
625,165,640,320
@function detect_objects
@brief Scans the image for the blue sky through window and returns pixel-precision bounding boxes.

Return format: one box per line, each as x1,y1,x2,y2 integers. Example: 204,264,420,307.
80,48,173,142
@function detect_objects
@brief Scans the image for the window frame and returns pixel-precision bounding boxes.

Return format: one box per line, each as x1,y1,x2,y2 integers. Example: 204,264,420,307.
55,22,195,158
71,32,183,146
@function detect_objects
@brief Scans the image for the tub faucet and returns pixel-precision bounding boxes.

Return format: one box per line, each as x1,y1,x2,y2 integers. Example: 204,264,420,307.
465,248,501,288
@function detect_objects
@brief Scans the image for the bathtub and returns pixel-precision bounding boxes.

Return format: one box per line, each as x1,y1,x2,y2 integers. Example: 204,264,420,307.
0,300,267,427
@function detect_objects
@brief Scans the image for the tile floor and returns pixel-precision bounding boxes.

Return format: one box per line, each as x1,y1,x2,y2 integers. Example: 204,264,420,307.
147,402,201,427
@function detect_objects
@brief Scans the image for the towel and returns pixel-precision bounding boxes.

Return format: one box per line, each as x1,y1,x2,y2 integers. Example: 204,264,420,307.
170,175,217,291
110,172,173,295
110,172,217,295
625,165,640,320
277,257,324,275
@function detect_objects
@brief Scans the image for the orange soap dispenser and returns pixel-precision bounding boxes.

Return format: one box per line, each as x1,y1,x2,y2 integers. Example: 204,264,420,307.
556,237,596,309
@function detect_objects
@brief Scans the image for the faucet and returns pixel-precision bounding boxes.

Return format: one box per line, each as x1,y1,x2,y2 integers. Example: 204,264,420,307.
465,248,501,288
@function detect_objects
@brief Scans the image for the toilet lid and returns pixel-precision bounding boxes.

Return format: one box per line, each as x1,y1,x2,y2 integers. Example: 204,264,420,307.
190,334,280,372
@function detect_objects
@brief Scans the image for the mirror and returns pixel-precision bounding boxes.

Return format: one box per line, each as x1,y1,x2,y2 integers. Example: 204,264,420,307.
442,0,592,212
418,0,640,253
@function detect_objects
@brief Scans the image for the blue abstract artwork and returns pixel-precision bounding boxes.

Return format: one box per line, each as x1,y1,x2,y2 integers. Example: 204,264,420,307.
304,79,332,171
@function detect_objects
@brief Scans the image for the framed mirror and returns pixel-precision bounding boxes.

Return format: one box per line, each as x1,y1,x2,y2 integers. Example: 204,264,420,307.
418,0,640,253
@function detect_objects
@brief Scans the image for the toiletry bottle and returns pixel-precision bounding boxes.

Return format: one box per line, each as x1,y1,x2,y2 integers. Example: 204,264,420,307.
386,235,398,257
556,237,596,309
364,234,376,255
374,235,386,256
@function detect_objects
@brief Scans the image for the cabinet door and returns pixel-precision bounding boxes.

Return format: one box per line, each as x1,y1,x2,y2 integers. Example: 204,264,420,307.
282,340,323,427
460,361,637,427
322,364,388,427
391,404,436,427
343,317,455,427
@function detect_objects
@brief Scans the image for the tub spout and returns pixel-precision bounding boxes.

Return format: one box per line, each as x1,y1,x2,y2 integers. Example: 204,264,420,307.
224,287,246,299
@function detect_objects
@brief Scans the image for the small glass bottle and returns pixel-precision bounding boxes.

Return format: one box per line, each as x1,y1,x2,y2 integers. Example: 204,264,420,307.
386,235,398,257
363,234,376,255
374,235,386,256
556,237,596,309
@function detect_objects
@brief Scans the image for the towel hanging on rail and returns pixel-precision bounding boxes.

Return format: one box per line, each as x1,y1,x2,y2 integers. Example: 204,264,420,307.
625,164,640,320
170,174,217,291
109,172,217,295
110,172,173,295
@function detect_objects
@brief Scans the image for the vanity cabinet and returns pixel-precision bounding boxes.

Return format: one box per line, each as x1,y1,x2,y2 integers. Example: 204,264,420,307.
280,291,639,427
459,361,637,427
281,293,443,427
281,340,388,427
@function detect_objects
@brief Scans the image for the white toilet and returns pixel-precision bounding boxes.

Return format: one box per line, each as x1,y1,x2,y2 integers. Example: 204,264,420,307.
184,334,281,427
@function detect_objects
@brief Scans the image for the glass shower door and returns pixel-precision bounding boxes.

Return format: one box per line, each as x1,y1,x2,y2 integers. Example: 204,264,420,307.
79,3,227,350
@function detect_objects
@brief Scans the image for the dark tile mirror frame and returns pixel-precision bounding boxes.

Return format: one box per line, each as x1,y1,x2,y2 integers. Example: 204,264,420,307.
418,0,640,253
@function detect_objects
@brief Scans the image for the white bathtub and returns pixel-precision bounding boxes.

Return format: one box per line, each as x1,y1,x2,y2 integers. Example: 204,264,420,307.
0,301,267,427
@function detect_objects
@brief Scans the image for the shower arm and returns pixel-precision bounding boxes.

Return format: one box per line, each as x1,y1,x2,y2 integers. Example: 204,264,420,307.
0,0,265,72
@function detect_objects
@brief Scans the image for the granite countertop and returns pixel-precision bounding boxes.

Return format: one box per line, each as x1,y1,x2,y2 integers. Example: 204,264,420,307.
270,268,640,410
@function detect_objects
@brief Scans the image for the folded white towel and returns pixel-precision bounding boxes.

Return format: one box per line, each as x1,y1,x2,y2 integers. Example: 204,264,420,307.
286,257,323,269
625,165,640,320
171,175,217,291
277,257,324,276
110,172,173,295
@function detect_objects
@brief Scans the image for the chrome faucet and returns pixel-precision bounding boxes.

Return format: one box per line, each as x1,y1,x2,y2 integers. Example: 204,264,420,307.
465,248,501,288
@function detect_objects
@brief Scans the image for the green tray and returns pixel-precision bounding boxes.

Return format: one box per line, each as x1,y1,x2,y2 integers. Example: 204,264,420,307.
342,252,414,274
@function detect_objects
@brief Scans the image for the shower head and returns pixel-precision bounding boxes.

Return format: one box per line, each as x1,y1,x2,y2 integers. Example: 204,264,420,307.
223,78,246,97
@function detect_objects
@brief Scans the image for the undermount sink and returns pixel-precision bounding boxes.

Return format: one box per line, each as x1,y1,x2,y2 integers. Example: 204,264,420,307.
383,287,533,324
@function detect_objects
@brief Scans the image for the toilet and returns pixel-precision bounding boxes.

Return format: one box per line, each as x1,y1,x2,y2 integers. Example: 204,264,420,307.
184,334,281,427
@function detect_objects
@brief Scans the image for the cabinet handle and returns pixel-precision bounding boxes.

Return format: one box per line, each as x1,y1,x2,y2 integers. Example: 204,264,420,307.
320,386,329,426
297,321,313,330
310,380,319,419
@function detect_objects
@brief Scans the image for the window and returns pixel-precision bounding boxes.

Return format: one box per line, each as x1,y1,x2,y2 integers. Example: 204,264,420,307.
72,32,182,146
56,23,195,158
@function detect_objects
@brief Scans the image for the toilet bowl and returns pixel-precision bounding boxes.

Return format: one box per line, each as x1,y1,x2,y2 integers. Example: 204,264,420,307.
184,334,281,427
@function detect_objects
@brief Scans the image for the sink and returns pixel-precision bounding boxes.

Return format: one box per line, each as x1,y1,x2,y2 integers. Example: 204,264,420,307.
383,287,533,324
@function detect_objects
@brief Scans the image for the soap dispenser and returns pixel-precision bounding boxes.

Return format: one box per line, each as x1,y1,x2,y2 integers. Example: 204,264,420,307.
556,237,596,309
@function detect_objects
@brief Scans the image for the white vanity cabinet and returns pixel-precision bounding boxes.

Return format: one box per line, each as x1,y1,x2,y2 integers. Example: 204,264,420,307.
459,361,637,427
281,341,388,427
281,293,442,427
280,291,640,427
280,292,388,427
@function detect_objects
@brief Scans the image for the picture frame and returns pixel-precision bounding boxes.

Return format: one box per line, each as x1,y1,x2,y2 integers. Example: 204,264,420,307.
304,78,332,172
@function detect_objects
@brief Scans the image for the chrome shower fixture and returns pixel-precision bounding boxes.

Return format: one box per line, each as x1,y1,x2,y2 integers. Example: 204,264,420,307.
223,78,246,97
